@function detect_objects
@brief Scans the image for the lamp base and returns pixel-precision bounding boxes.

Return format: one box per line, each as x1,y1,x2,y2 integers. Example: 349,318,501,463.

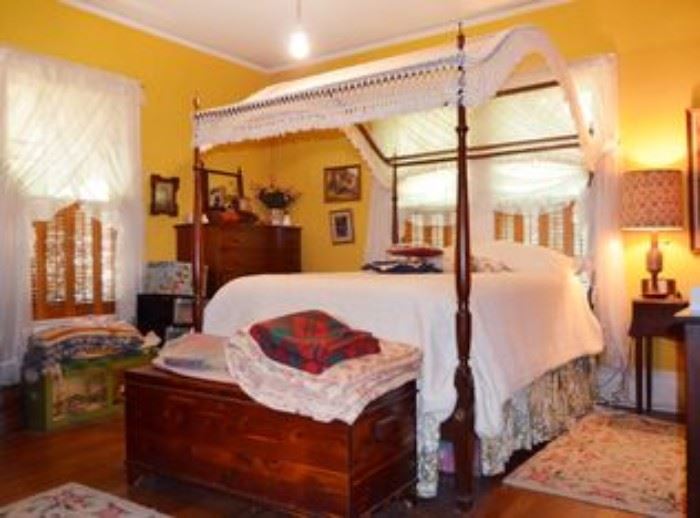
641,278,676,299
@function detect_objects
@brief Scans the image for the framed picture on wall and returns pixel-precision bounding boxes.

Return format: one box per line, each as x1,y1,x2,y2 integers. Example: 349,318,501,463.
329,209,355,245
687,109,700,252
324,164,361,202
150,174,180,216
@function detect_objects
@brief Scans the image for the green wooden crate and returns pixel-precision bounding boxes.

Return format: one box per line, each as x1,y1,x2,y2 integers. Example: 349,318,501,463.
24,352,154,431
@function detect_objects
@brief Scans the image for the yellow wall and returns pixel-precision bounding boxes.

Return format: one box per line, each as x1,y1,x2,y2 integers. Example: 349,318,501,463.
270,0,700,373
0,0,270,261
270,131,370,271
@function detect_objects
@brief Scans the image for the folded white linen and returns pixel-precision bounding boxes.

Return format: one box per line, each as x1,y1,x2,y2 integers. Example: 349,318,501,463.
225,330,422,424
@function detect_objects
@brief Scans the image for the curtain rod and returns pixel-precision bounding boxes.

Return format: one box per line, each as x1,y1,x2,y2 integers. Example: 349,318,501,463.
391,134,578,163
393,141,580,168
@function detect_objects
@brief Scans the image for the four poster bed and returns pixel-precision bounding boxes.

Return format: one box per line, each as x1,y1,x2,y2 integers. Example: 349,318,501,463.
128,25,604,512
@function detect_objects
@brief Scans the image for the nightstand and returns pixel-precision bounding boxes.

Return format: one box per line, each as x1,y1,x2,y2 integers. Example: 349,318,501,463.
628,297,688,413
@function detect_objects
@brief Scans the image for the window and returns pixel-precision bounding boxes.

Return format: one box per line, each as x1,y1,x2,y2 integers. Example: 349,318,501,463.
0,47,142,381
31,203,117,319
494,203,587,256
389,86,590,256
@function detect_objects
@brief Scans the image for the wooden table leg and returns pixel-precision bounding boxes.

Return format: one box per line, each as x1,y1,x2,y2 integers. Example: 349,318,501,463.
645,336,653,413
635,337,643,414
684,324,700,518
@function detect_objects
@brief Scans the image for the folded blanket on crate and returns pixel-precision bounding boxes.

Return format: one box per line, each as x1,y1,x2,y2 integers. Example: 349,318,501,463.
24,321,145,374
226,329,421,424
152,332,421,424
249,310,380,374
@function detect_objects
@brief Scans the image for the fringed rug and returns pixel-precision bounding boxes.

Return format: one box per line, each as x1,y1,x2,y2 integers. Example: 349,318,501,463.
0,483,168,517
504,410,686,517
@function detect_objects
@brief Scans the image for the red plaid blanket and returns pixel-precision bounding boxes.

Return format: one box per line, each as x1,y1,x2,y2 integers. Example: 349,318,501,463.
249,310,380,374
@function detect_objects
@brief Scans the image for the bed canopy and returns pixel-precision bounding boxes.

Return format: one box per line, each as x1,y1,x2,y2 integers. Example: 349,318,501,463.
191,24,625,507
194,25,592,156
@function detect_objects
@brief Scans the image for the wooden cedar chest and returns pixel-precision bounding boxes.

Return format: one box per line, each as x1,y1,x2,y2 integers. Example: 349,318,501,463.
124,366,416,516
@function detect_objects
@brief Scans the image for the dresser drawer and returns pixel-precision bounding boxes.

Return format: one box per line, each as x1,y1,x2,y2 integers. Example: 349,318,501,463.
175,223,301,297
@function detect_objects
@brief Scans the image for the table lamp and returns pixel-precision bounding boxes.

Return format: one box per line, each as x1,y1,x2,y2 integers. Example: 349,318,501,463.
621,169,683,298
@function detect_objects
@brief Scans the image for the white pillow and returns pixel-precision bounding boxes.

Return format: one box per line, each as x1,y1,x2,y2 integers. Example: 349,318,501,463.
472,241,574,274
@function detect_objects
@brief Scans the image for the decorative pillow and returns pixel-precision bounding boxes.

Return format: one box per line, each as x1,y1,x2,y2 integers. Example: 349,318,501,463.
362,261,442,274
473,241,574,274
432,247,511,273
387,245,444,258
471,255,512,273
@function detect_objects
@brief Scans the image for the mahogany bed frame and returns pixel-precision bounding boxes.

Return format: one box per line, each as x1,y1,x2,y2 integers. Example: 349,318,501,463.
188,30,581,509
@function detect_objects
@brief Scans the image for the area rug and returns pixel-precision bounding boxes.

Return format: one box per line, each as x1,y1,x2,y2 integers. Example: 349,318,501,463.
0,482,168,517
504,409,686,517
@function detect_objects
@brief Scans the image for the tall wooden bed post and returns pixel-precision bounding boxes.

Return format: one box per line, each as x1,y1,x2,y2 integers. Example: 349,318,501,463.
452,26,476,508
192,96,205,332
391,159,399,244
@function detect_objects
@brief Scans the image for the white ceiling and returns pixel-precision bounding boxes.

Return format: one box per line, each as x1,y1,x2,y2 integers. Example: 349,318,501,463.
63,0,566,72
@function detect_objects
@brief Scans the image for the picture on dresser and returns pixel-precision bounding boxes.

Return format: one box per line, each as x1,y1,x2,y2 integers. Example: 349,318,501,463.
150,174,180,216
324,164,361,202
688,109,700,252
329,209,355,245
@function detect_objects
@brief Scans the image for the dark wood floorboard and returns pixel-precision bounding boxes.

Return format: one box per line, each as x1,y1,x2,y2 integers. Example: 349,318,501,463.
0,416,639,517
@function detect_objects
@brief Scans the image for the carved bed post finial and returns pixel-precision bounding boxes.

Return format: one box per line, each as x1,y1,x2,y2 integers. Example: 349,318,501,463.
457,22,465,51
193,93,201,112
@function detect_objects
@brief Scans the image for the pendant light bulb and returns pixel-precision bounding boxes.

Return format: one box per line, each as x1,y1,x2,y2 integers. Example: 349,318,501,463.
289,29,310,59
288,0,310,60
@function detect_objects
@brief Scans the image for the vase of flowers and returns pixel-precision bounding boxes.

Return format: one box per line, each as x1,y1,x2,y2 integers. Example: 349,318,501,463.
255,184,299,225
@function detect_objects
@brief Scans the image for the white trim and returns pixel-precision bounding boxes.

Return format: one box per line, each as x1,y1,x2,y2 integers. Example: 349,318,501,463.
60,0,267,72
61,0,569,74
269,0,570,73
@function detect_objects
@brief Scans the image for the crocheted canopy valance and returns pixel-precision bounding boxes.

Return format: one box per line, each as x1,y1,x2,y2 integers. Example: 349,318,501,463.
194,25,591,155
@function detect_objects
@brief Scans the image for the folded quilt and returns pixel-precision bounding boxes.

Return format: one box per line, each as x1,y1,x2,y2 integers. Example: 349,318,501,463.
249,310,380,374
24,321,144,373
226,329,421,424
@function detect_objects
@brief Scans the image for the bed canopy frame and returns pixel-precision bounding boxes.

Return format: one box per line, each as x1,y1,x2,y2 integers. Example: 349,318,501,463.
190,24,590,508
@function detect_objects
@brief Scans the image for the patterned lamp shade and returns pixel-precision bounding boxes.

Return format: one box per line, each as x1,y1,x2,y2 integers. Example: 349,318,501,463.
621,169,683,230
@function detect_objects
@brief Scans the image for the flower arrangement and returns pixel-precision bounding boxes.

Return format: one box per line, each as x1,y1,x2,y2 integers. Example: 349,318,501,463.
255,184,299,210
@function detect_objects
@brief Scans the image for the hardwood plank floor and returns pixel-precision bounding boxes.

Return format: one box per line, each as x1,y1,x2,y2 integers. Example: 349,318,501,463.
0,416,638,517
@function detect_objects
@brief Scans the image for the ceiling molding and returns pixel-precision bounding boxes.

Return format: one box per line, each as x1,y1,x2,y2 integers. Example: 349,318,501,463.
61,0,268,72
62,0,570,75
268,0,571,74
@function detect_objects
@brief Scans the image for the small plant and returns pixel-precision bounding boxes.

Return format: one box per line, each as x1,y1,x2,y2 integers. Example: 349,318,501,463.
255,184,299,210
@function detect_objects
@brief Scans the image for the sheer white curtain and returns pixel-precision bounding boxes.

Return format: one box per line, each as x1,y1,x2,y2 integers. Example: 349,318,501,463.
571,55,629,403
0,48,143,385
350,83,590,259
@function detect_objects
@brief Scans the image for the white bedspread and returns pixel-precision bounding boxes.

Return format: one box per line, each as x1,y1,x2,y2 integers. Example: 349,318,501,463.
203,271,602,437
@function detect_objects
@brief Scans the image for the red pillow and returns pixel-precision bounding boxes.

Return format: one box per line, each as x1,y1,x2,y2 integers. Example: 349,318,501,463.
387,245,443,258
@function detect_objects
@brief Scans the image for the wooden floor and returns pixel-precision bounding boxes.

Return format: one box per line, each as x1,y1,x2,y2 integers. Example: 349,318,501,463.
0,416,638,517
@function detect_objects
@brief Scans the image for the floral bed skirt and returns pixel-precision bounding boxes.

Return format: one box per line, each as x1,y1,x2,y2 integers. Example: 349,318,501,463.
417,356,596,498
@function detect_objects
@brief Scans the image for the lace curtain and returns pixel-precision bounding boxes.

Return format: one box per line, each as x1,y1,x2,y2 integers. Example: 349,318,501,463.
0,48,143,385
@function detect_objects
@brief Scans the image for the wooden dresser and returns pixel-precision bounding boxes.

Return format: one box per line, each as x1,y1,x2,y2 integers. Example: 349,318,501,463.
175,223,301,297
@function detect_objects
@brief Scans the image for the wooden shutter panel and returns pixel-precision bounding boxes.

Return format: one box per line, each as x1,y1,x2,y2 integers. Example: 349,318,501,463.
32,203,116,319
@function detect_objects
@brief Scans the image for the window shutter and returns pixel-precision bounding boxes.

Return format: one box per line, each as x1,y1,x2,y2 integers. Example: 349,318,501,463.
32,203,117,319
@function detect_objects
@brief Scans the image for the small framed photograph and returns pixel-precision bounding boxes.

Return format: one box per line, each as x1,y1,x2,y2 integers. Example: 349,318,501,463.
324,164,361,203
329,209,355,245
150,174,180,216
